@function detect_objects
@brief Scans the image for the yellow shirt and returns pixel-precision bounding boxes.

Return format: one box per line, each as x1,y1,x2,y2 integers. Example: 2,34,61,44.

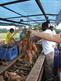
5,32,14,44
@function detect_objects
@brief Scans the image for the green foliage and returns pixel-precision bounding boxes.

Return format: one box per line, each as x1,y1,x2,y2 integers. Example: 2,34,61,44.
0,29,8,33
33,24,42,31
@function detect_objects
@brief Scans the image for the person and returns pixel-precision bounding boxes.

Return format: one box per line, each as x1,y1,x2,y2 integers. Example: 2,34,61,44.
5,28,17,46
49,25,56,48
50,25,59,76
40,22,54,81
19,28,27,40
0,28,16,65
29,22,61,81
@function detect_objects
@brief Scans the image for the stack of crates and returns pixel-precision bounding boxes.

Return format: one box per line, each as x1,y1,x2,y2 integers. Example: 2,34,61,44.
0,45,18,61
0,46,5,59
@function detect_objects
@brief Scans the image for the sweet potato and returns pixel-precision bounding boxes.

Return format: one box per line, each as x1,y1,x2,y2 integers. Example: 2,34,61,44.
18,37,37,64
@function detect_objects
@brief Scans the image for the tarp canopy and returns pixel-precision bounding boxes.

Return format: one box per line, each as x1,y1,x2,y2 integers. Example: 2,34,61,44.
0,0,61,26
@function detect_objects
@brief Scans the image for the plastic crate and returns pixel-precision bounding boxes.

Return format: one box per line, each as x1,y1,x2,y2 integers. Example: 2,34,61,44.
0,45,18,61
0,46,5,59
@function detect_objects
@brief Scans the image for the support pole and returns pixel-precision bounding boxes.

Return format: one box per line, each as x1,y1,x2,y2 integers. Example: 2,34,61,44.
35,0,48,21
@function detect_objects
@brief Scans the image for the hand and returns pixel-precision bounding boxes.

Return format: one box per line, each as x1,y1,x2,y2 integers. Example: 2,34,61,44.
29,29,35,35
27,28,37,36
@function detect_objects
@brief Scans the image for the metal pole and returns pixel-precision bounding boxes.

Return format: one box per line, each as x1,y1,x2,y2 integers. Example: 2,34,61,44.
35,0,48,21
0,18,30,26
0,0,30,6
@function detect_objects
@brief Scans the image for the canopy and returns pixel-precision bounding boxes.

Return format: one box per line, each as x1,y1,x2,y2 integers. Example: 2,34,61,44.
0,0,61,26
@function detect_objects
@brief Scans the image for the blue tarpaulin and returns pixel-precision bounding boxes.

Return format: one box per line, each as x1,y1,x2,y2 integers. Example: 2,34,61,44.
0,0,61,26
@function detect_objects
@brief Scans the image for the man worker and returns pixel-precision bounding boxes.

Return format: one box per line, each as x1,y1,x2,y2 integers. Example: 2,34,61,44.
5,28,18,46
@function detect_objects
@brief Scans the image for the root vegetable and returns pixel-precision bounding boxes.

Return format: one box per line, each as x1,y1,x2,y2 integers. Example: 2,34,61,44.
5,71,21,81
18,30,38,64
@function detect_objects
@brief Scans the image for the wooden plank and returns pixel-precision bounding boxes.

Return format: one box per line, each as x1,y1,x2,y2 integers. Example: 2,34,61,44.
0,55,21,74
25,54,45,81
38,66,44,81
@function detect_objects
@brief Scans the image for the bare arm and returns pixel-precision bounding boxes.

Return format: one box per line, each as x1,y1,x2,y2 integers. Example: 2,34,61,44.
30,30,61,43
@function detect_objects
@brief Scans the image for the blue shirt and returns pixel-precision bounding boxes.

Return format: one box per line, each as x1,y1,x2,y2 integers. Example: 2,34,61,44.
20,31,25,40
